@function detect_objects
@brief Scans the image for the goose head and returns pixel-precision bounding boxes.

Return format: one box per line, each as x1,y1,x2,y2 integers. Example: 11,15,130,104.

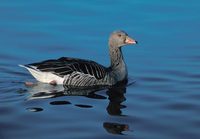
109,30,137,48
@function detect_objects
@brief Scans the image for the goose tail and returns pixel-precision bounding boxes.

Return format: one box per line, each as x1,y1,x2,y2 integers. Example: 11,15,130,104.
19,64,64,84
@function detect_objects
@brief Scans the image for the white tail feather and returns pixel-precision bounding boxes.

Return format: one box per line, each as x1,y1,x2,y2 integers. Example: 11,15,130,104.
19,64,64,84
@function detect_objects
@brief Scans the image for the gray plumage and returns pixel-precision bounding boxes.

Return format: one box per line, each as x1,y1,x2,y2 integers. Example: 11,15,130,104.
20,30,137,87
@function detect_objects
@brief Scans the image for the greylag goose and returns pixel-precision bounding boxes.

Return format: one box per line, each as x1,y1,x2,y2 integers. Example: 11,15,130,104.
19,30,137,87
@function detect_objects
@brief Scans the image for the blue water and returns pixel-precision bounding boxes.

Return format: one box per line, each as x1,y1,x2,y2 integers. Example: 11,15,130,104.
1,0,200,139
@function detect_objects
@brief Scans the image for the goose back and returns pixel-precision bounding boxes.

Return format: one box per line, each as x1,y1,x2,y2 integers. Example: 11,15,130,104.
29,57,107,80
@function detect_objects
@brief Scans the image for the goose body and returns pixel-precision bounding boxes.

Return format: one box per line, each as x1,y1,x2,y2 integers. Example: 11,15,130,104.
20,30,137,87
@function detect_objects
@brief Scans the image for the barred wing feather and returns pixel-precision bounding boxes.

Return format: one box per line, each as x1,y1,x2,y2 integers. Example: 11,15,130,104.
29,57,107,80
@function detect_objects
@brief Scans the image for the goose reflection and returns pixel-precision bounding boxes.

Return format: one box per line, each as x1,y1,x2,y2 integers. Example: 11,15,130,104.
26,83,108,100
103,122,129,135
26,82,127,103
106,84,126,116
103,82,130,135
25,81,130,135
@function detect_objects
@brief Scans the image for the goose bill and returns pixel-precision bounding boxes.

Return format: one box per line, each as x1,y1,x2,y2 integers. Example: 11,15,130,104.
125,36,137,44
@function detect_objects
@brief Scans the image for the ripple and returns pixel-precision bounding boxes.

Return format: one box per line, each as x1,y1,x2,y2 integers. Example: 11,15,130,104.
163,70,193,79
163,102,198,111
17,88,28,94
0,106,17,115
139,76,171,82
189,55,200,61
86,93,107,99
0,66,30,77
29,91,61,100
50,101,71,105
75,104,93,108
186,94,200,100
189,74,200,79
26,107,43,112
0,54,23,61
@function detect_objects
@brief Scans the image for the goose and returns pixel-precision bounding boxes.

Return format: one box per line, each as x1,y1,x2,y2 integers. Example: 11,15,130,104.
19,30,137,87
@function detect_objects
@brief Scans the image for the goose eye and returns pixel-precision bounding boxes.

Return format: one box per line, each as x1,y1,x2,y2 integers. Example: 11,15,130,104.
118,34,122,37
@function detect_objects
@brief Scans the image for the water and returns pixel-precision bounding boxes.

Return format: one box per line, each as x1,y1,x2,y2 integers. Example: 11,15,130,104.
0,0,200,139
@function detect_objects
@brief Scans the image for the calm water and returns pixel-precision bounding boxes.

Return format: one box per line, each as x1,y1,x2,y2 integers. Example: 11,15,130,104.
0,0,200,139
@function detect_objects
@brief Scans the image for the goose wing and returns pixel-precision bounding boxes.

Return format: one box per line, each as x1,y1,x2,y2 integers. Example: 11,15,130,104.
28,57,107,80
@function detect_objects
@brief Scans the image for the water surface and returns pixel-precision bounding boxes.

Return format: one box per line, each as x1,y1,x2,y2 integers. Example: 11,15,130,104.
0,0,200,139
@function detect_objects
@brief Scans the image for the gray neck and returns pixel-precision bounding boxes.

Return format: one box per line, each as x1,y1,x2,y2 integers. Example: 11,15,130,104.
108,45,128,82
109,47,123,67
